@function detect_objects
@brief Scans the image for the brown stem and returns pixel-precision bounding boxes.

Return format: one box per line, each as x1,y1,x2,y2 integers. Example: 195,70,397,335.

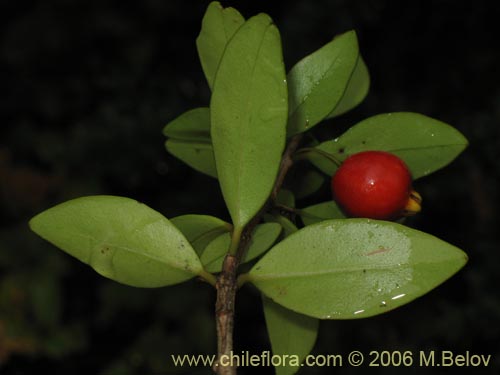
271,134,303,201
213,254,238,374
213,134,303,374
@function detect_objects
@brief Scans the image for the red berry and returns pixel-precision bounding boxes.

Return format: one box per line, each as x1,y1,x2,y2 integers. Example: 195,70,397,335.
331,151,421,220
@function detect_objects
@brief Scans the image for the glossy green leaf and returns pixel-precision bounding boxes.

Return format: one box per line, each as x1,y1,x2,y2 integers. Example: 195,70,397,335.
263,296,319,374
327,56,370,118
249,219,468,319
201,223,282,273
29,196,203,288
290,168,325,199
163,107,211,143
196,1,245,90
300,201,345,226
313,112,468,179
165,139,217,178
211,14,288,229
263,214,298,238
170,214,232,256
287,30,359,135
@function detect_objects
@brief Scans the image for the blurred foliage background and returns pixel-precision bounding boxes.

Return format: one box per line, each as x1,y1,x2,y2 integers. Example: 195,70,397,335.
1,0,499,374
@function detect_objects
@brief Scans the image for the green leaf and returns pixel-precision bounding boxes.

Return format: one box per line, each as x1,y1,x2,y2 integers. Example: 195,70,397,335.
263,214,298,238
300,201,345,226
163,107,211,143
263,296,319,374
211,14,288,229
165,139,217,178
163,107,217,178
249,219,468,319
196,1,245,90
287,30,359,135
327,56,370,118
276,189,295,208
29,196,203,288
313,112,469,179
290,169,325,199
201,223,282,273
170,214,232,256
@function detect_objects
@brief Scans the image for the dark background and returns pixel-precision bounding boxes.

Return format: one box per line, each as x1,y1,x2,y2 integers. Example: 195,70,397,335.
1,0,499,374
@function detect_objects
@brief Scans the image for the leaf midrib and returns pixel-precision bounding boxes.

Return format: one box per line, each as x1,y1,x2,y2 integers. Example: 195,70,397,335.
288,48,342,120
233,21,272,227
68,230,199,274
319,143,466,155
250,257,460,282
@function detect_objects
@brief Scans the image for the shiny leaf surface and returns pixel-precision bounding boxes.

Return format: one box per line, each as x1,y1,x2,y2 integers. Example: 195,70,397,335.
249,219,467,319
287,31,359,135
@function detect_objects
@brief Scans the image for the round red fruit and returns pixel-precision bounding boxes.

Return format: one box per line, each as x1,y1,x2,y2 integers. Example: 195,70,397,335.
331,151,421,220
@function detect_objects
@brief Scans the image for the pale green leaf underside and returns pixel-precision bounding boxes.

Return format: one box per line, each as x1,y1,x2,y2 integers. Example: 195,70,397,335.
249,219,467,319
29,196,202,288
163,107,217,178
300,201,345,226
196,1,245,90
170,214,232,256
263,296,318,375
201,223,282,273
287,30,359,135
327,56,370,118
313,112,468,179
165,139,217,178
211,13,288,229
163,107,211,143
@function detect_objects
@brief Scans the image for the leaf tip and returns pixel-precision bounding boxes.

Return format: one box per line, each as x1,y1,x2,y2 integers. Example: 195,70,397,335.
28,210,49,238
204,1,223,15
335,29,358,43
460,250,469,267
253,12,273,25
28,214,39,233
